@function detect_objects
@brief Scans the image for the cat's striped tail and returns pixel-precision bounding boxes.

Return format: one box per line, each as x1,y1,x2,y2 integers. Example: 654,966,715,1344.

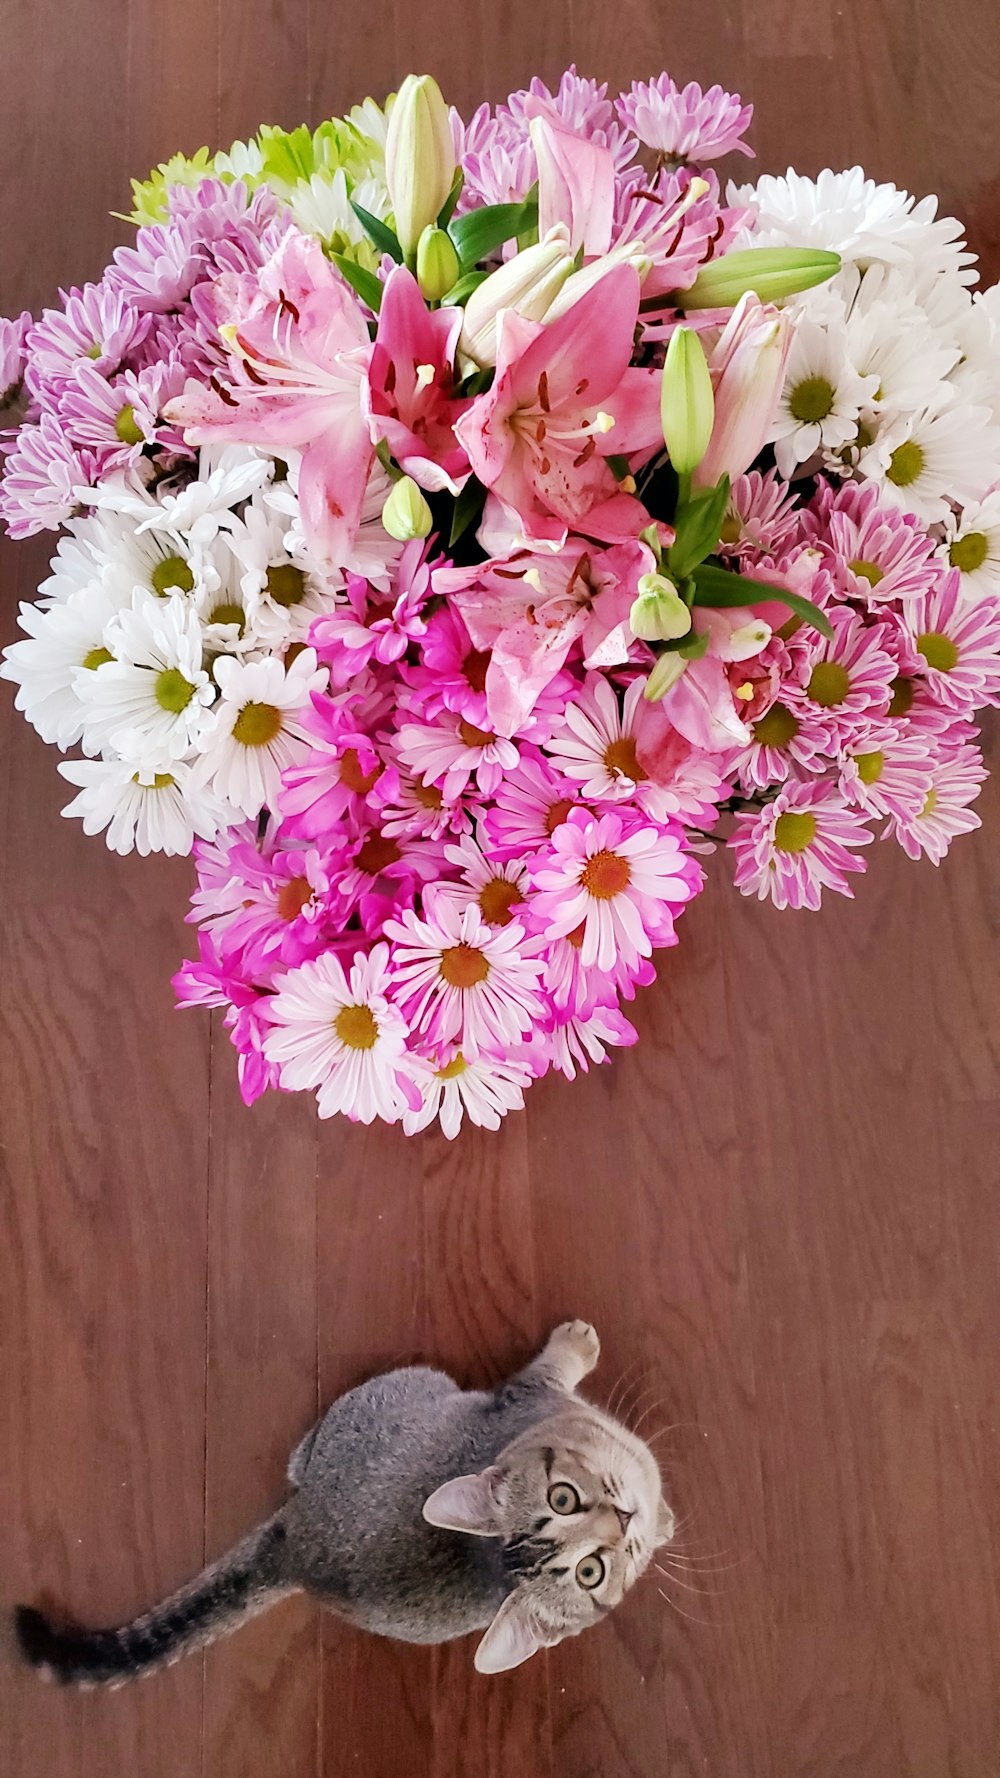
14,1514,295,1688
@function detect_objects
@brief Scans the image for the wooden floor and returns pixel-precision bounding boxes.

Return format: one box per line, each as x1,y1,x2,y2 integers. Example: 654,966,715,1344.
2,3,1000,1774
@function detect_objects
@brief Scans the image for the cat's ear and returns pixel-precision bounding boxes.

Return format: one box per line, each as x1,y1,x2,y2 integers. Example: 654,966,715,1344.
654,1498,676,1548
474,1593,558,1673
422,1469,501,1536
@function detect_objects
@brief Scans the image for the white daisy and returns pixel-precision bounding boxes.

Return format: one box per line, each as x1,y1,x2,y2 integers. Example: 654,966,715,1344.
841,280,961,418
859,402,998,524
1,583,124,750
58,755,229,856
731,168,977,283
433,834,529,928
545,675,694,822
949,285,1000,420
190,647,327,817
263,945,416,1125
229,499,339,648
770,318,879,476
384,897,545,1062
263,456,402,593
938,490,1000,600
77,590,215,764
402,1049,534,1138
35,515,120,607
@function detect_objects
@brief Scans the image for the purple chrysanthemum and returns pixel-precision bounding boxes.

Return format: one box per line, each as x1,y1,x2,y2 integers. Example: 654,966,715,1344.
616,75,754,161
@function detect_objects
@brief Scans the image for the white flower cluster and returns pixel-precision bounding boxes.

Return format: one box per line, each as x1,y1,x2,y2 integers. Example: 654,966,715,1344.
0,445,401,854
732,167,1000,591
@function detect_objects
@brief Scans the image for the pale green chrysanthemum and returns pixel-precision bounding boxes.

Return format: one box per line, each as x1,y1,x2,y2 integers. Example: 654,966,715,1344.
127,148,216,224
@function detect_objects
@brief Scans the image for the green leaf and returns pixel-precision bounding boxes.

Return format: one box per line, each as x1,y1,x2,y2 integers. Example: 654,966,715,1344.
449,477,486,548
448,197,539,269
350,202,404,264
440,268,490,307
667,476,730,580
692,564,834,639
437,168,465,230
331,254,384,313
678,627,711,660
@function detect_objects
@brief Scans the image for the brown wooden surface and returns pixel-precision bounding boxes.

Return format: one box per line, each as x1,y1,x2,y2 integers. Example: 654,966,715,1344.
2,3,999,1774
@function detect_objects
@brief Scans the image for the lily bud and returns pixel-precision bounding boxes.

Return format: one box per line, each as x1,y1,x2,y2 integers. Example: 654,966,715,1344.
676,247,841,311
381,475,433,541
385,75,456,259
416,226,461,302
692,295,792,489
459,225,575,367
660,327,715,475
630,572,693,642
644,652,690,702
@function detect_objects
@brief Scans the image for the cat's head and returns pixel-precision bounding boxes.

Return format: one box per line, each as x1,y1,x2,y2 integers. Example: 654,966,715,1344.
423,1404,673,1672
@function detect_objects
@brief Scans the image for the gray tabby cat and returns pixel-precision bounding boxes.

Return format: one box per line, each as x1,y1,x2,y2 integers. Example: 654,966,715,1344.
16,1319,673,1681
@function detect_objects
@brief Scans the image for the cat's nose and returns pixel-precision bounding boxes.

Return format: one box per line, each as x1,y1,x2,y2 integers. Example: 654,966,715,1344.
615,1507,634,1535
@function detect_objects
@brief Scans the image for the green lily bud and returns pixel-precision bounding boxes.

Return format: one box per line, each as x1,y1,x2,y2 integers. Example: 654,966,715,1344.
629,572,693,642
385,75,456,259
382,475,433,541
660,327,715,474
416,226,462,302
677,247,841,311
644,652,690,702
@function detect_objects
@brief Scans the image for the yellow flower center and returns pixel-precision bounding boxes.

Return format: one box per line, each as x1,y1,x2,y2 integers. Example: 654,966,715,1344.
115,403,145,445
948,531,988,574
919,788,938,819
850,558,884,588
277,876,312,921
233,700,282,745
773,811,817,853
581,848,631,899
439,943,490,989
132,772,176,789
209,600,245,632
916,631,959,673
151,554,195,596
789,376,835,424
462,649,491,693
414,777,443,809
334,1004,379,1050
82,645,114,670
807,661,851,707
603,736,646,781
752,702,799,747
458,718,496,749
266,563,308,607
855,749,885,785
355,833,402,875
154,668,196,713
888,675,914,717
545,797,575,834
436,1053,468,1080
887,440,925,488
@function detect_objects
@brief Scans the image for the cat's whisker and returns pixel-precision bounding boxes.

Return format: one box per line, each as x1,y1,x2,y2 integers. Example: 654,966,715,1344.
655,1586,716,1628
653,1563,730,1598
604,1358,646,1423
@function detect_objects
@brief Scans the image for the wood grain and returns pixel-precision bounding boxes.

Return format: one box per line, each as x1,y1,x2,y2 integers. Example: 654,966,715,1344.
2,3,1000,1774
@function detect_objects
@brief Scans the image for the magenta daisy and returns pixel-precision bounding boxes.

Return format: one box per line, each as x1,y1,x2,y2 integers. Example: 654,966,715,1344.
384,898,545,1061
1,310,31,402
173,931,281,1107
402,1047,536,1138
263,945,418,1124
404,604,494,727
615,75,753,160
395,707,520,801
790,607,896,742
901,572,1000,714
372,765,472,843
730,780,873,911
278,717,385,844
804,480,941,606
533,1003,639,1083
529,809,700,971
532,924,655,1021
839,722,935,822
886,734,987,863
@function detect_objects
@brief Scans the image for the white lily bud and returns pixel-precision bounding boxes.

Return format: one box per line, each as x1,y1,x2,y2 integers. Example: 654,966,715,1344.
459,226,576,367
644,652,690,702
629,572,692,642
416,226,461,302
385,75,456,259
381,475,433,541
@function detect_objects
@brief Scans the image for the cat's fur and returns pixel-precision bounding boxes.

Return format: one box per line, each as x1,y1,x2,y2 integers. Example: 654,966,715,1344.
15,1320,673,1681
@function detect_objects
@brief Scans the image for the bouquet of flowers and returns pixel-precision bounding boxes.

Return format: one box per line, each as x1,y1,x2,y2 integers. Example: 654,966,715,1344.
3,69,998,1136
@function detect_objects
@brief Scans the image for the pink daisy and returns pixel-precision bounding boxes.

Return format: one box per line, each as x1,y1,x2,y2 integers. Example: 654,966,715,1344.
532,924,656,1020
729,780,873,911
839,722,934,823
533,1003,639,1083
372,764,472,843
187,825,343,977
790,607,896,743
384,897,545,1062
0,415,94,538
309,545,431,688
1,310,31,402
433,833,530,931
616,74,753,160
57,360,186,470
402,1047,536,1138
404,604,494,727
723,677,831,794
546,675,725,825
529,808,700,971
335,820,446,921
482,752,585,859
278,711,385,844
886,734,987,863
107,215,205,312
901,572,1000,714
804,480,941,607
395,707,520,801
263,945,418,1125
173,932,281,1107
718,470,801,566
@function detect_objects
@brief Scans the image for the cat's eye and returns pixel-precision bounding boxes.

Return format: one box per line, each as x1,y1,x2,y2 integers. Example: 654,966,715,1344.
547,1482,581,1515
575,1554,606,1590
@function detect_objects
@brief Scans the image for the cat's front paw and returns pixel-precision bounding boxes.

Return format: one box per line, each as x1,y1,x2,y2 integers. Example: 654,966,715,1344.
542,1320,600,1386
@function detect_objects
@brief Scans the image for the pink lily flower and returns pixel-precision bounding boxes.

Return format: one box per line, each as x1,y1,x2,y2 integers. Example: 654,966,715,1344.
528,112,615,257
366,266,472,495
454,264,663,549
166,232,373,565
439,534,656,736
658,608,773,750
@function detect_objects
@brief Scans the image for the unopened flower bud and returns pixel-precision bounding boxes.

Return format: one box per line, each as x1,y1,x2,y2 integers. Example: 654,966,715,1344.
630,573,692,642
459,226,575,367
660,326,715,475
381,475,433,541
677,247,841,311
385,75,456,259
644,651,690,702
416,226,461,302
